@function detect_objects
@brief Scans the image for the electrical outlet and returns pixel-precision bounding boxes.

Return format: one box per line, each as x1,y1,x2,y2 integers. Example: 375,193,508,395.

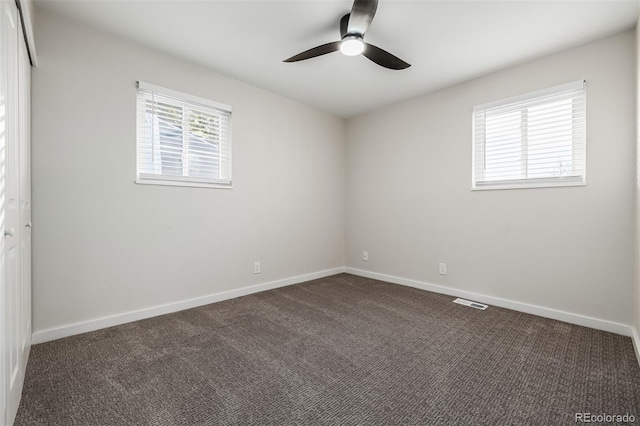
439,262,447,275
254,261,261,274
362,251,369,261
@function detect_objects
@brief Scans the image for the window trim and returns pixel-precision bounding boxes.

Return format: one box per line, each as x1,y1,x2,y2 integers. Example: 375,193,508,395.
471,80,586,191
135,81,233,189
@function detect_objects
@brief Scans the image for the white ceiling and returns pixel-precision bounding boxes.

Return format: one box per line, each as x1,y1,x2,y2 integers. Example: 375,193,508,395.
35,0,639,118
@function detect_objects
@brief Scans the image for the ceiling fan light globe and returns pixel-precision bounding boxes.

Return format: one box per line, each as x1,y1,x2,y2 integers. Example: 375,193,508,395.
340,36,365,56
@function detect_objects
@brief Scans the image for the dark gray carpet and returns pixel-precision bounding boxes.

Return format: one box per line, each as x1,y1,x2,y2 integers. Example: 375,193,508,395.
15,273,640,425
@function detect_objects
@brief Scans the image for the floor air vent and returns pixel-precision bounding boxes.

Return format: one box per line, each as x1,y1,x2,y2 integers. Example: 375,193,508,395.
453,298,488,310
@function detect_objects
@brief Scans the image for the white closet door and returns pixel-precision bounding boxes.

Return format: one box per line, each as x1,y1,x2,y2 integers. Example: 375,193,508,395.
3,0,22,423
1,0,30,424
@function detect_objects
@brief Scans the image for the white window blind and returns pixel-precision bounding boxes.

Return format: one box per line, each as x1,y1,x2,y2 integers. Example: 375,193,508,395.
136,81,232,188
472,80,586,190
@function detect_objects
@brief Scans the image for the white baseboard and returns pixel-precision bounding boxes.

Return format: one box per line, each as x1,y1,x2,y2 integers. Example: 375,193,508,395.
632,327,640,368
32,267,346,344
33,266,635,345
345,267,632,337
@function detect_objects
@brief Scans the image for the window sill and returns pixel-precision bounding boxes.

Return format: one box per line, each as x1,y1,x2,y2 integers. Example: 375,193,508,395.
135,179,233,190
471,180,586,191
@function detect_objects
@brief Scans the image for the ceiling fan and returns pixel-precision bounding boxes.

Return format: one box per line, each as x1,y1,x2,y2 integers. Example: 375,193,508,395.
283,0,411,70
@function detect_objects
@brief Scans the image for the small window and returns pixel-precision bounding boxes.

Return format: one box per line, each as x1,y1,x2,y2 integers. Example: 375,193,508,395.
136,81,232,188
472,80,586,190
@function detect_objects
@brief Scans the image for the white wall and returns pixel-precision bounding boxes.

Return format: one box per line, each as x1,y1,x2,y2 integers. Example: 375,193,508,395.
31,9,345,333
346,31,636,327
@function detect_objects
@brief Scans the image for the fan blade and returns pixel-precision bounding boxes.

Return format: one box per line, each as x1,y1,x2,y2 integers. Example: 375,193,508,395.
283,41,341,62
363,43,411,70
340,14,349,39
347,0,378,36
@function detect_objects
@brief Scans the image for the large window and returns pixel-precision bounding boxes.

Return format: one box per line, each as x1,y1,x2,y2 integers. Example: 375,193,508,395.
472,80,586,190
136,81,232,188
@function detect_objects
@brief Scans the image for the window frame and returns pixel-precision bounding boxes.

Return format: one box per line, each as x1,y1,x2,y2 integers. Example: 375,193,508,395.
471,80,586,191
135,81,233,189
